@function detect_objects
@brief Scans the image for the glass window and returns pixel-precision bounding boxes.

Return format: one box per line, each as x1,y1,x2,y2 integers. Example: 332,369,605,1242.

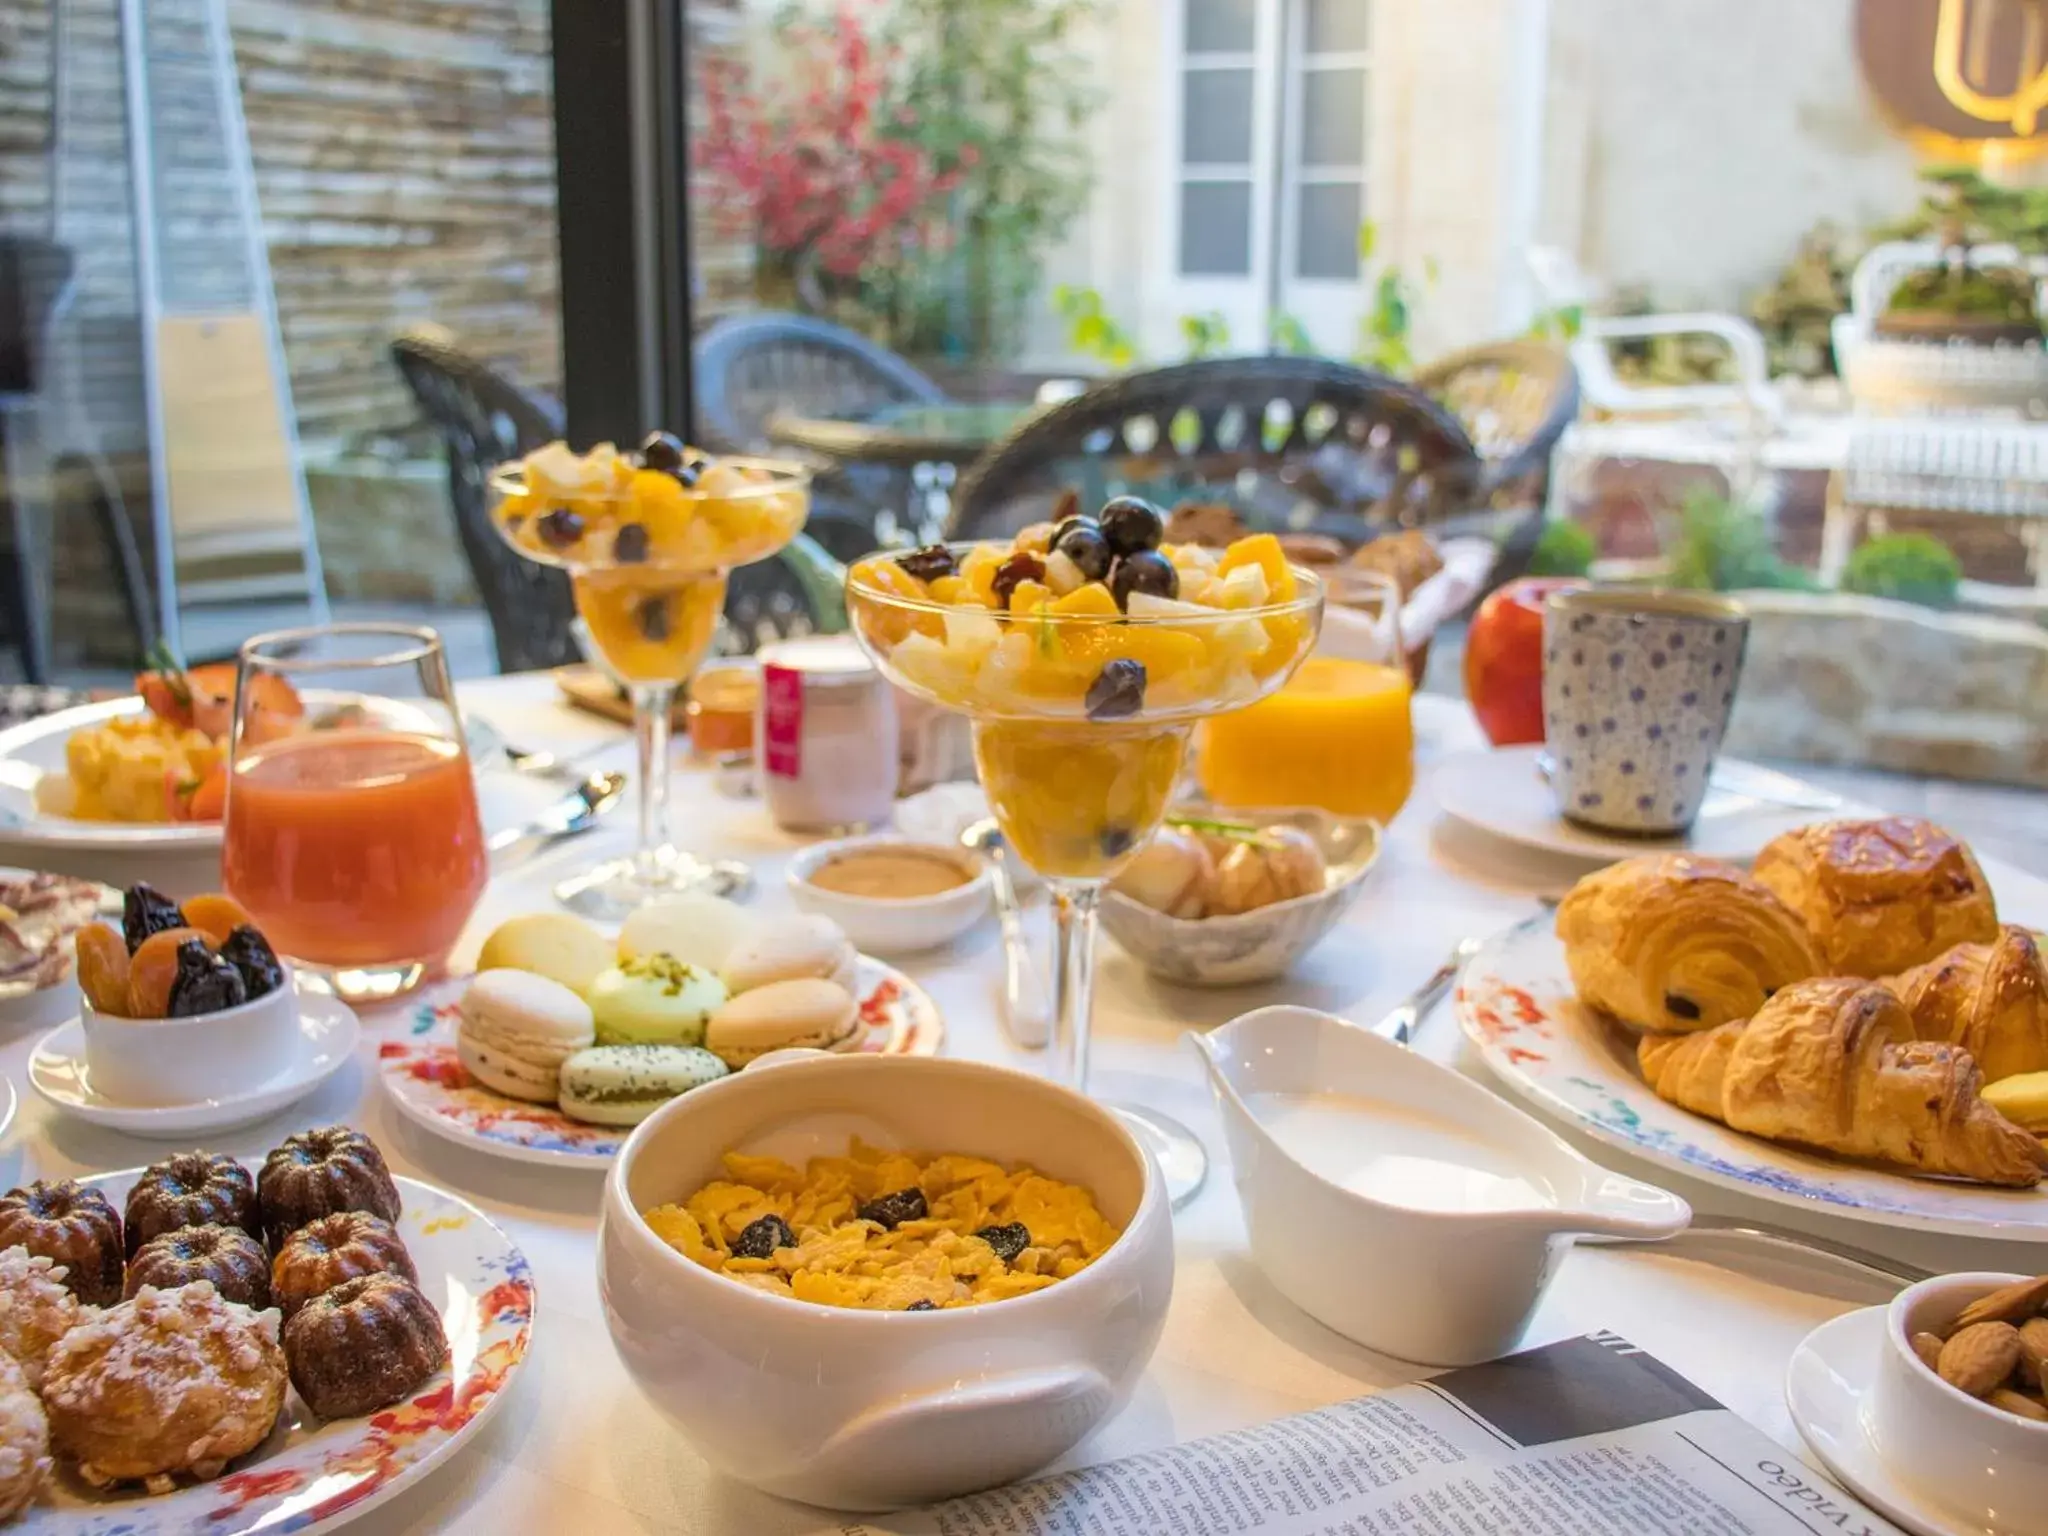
1180,181,1254,275
1300,67,1366,168
1296,181,1362,279
1183,68,1256,165
1186,0,1257,53
1304,0,1370,53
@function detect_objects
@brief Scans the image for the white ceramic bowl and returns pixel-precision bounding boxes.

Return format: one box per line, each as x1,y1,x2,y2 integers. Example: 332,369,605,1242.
1102,806,1383,986
786,834,991,955
598,1054,1174,1511
1867,1271,2048,1534
80,964,302,1107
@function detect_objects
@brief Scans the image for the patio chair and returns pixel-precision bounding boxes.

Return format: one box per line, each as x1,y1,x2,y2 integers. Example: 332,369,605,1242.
944,357,1482,544
694,312,947,557
1411,338,1580,583
391,329,839,671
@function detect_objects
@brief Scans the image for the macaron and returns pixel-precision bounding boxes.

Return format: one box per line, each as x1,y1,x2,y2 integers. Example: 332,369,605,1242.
618,893,753,973
557,1044,729,1126
476,911,613,996
720,915,858,997
588,953,728,1047
705,978,861,1067
457,968,596,1103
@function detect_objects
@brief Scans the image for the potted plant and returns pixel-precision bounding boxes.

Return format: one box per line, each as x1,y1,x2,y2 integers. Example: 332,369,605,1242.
1874,169,2046,347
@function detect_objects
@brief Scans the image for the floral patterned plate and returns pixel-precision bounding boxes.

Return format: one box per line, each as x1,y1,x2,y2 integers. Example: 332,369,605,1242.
26,1168,534,1535
375,956,945,1168
1455,917,2048,1240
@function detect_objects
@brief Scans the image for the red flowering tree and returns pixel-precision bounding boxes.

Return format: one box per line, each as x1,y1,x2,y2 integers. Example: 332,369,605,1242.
696,2,973,331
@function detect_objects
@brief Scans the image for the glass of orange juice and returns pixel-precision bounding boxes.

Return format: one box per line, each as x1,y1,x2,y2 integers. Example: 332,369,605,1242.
222,624,488,1004
1197,569,1415,823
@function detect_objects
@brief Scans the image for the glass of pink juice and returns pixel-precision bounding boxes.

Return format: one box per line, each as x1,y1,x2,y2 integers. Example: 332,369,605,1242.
223,626,486,1003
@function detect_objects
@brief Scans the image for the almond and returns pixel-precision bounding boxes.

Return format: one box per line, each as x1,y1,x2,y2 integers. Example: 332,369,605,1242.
2019,1317,2048,1387
1939,1321,2023,1398
1911,1331,1946,1373
1955,1275,2048,1330
1989,1387,2048,1423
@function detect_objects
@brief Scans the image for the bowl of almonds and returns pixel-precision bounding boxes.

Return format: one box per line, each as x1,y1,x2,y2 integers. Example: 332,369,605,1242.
1869,1271,2048,1531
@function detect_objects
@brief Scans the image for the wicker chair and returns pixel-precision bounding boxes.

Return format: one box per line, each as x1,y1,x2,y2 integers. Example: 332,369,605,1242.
1412,339,1580,582
392,329,838,671
694,313,947,559
944,357,1483,544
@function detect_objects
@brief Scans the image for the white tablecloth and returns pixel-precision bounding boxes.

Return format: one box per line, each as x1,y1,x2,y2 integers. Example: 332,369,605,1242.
5,674,2043,1533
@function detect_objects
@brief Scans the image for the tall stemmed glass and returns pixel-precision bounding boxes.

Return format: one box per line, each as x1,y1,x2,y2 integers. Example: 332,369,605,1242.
848,542,1324,1204
488,444,810,921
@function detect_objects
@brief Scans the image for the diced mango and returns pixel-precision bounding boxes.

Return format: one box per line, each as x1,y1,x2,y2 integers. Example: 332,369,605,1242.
1068,624,1210,682
961,547,1004,606
1217,532,1297,602
929,575,972,605
1049,583,1120,618
1007,579,1051,615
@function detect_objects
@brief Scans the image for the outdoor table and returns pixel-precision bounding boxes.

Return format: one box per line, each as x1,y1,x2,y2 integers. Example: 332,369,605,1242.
5,673,2041,1533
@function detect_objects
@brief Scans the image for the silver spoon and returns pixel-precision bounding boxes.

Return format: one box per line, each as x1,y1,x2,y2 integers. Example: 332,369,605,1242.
962,818,1051,1049
486,771,627,855
1590,1212,1929,1287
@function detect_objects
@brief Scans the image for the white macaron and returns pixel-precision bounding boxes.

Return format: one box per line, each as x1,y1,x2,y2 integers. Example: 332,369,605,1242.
457,968,596,1102
719,914,858,996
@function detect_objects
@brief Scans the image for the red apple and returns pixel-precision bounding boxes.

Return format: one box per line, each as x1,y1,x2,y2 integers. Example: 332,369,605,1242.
1463,577,1589,746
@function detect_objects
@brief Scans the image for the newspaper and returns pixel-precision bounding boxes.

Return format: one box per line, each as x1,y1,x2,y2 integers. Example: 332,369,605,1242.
825,1332,1902,1536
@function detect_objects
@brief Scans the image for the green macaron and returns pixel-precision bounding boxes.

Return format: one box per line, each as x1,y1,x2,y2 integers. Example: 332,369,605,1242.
557,1044,730,1126
587,953,729,1047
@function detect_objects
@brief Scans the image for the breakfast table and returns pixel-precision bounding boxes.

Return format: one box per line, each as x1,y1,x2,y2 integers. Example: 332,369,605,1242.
3,671,2041,1534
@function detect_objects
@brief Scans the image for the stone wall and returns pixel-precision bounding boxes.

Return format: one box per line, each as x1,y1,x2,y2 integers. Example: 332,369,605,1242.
1724,590,2048,789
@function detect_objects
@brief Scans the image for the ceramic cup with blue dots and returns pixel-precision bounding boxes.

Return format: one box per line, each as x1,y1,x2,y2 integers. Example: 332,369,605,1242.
1540,589,1749,835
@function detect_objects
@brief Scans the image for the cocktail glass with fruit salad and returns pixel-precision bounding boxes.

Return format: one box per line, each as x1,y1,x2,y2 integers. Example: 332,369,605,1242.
489,435,810,921
847,499,1324,1204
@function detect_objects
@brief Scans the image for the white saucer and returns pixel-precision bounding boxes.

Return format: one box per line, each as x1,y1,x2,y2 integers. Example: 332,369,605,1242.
1433,745,1879,864
27,993,360,1137
1788,1306,2005,1536
0,1075,14,1142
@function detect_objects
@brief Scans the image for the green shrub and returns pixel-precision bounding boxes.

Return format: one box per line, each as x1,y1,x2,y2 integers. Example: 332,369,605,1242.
1842,533,1962,609
1667,486,1822,593
1527,519,1596,577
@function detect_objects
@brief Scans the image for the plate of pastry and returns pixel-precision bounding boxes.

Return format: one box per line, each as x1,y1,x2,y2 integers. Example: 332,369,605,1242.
0,872,116,1034
376,901,945,1168
0,1125,534,1534
1455,815,2048,1239
1431,745,1877,864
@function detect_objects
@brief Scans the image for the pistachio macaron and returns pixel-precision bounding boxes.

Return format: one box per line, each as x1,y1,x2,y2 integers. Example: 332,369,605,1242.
588,953,728,1047
457,968,596,1103
557,1044,729,1126
705,978,861,1067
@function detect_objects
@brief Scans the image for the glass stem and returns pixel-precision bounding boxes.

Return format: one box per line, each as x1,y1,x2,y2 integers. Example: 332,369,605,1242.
631,682,676,879
1050,879,1103,1094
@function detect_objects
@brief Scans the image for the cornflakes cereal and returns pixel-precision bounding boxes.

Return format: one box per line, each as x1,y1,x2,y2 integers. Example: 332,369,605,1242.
643,1139,1123,1310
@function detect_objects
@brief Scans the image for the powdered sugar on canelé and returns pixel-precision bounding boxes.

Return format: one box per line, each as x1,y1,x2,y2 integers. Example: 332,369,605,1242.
41,1281,286,1491
0,1244,87,1391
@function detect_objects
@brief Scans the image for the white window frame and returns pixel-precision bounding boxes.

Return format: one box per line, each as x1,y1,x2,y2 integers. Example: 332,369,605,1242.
1150,0,1370,360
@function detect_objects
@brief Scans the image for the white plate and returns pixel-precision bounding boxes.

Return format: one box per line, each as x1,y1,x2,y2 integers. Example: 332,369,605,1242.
1455,916,2048,1240
377,956,946,1168
0,697,574,873
1788,1307,1980,1536
19,1166,533,1536
28,992,360,1138
1432,744,1878,864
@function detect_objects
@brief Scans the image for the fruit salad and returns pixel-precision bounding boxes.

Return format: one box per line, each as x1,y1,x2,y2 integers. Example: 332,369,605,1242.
490,436,808,684
848,498,1323,880
75,884,288,1019
34,656,304,824
846,500,1321,724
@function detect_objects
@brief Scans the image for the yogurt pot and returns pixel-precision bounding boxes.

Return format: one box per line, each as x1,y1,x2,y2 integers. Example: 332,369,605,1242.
756,635,899,833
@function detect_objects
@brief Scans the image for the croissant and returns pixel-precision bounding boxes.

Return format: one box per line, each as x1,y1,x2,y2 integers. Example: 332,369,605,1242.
1752,817,1998,978
1640,978,2047,1187
1887,926,2048,1086
1556,853,1820,1034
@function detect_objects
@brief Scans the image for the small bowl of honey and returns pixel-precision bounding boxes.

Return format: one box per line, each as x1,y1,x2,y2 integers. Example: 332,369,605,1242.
786,835,991,956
